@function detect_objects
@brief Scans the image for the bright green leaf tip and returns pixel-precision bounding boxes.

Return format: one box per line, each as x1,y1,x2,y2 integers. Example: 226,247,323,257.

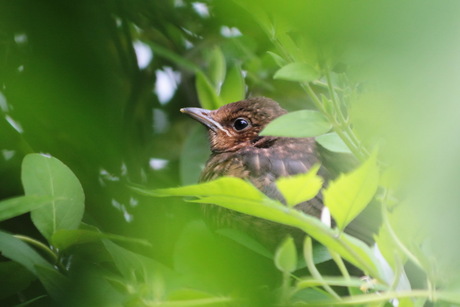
275,236,297,274
276,164,323,207
323,151,379,231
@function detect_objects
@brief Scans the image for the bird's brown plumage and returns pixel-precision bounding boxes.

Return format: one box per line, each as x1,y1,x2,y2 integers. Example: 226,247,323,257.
181,97,332,248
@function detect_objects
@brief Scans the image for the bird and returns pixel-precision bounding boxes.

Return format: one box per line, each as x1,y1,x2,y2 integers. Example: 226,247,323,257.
180,97,373,249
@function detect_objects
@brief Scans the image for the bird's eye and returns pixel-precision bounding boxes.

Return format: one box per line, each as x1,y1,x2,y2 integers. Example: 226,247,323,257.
233,118,250,131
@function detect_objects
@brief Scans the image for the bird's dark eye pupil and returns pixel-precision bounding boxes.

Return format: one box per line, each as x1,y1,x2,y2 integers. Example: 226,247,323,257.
233,118,249,131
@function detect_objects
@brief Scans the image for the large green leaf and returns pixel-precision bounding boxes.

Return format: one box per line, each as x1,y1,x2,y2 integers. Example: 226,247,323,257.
21,154,85,241
0,195,56,222
323,153,379,231
275,164,323,207
195,70,224,110
220,64,246,103
261,110,332,138
133,178,381,277
274,62,320,83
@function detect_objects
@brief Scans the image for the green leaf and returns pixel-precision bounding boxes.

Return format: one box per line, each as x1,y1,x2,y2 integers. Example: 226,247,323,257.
316,132,352,154
275,164,323,207
323,152,379,230
0,231,52,275
103,240,173,281
261,110,332,137
216,228,273,259
132,176,265,201
133,177,381,277
147,180,381,275
21,154,85,241
0,195,56,222
274,62,320,83
220,64,246,103
0,261,36,299
35,265,69,301
275,236,297,274
267,51,287,67
195,70,224,110
149,41,199,72
180,126,209,185
207,47,226,90
52,229,151,250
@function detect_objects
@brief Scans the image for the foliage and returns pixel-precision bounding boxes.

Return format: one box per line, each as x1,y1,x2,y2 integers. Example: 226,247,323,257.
1,0,460,306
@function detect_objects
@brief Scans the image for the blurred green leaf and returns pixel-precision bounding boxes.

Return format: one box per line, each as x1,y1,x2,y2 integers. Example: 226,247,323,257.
0,231,52,275
196,71,224,110
180,126,209,185
103,240,173,282
167,289,232,305
216,228,273,259
323,152,379,230
51,229,150,250
267,51,287,67
0,195,56,222
274,62,320,83
21,154,85,241
35,265,69,301
316,132,352,154
208,47,226,91
149,41,199,72
261,110,331,137
275,236,297,274
275,164,323,207
220,64,246,103
0,261,36,299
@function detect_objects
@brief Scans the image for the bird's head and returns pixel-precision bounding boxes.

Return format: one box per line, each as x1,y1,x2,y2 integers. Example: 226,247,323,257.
181,97,287,153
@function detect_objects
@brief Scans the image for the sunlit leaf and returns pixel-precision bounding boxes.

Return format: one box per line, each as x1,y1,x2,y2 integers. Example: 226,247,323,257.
261,110,331,137
220,64,245,103
323,152,379,230
21,154,85,241
276,165,323,207
132,176,265,201
133,177,381,277
316,132,352,154
275,236,297,274
196,70,224,110
0,195,56,222
274,62,319,83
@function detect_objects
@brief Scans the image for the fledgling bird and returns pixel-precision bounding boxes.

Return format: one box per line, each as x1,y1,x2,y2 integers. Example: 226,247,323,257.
180,97,369,248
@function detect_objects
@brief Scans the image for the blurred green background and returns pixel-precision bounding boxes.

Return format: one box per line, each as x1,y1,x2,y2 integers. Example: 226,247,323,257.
1,0,460,305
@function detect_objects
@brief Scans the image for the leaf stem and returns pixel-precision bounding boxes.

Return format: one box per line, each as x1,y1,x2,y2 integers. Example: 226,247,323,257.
13,234,59,265
304,237,341,299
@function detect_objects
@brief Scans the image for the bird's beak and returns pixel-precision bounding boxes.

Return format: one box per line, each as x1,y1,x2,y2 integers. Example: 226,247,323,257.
180,107,230,136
